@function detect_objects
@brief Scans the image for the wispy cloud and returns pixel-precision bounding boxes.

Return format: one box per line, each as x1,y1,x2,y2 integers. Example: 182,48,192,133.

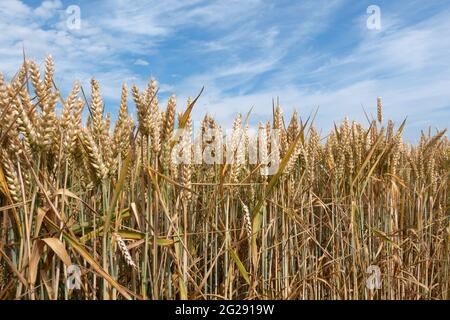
0,0,448,141
134,59,150,66
34,0,62,19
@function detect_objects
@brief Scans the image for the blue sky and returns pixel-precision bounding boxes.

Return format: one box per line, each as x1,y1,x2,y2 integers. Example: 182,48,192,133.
0,0,449,141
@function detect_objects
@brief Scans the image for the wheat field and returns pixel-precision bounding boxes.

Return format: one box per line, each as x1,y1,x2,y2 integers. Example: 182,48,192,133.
0,57,448,300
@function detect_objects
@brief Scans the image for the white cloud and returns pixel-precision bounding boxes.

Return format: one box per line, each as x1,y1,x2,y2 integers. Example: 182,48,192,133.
134,59,149,66
0,0,31,21
34,0,62,19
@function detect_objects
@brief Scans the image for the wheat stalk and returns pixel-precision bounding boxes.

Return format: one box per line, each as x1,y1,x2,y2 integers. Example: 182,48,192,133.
114,233,137,270
0,57,448,300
